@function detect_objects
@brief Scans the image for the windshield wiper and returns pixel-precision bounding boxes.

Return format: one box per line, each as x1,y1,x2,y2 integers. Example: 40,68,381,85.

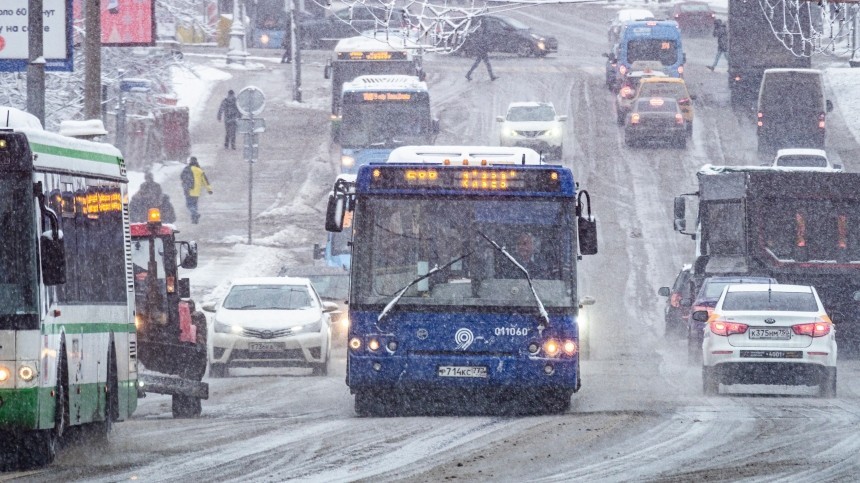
377,251,473,323
475,229,550,330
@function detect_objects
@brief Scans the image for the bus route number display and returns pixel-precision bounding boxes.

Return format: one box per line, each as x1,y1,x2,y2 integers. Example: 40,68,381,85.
362,92,412,102
371,167,561,192
339,51,408,61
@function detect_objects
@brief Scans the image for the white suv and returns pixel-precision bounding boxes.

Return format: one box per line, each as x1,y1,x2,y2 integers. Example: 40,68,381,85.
497,102,566,160
699,283,837,397
771,148,842,172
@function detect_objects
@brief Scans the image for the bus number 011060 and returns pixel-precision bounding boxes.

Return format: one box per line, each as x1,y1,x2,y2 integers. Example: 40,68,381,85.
495,327,530,336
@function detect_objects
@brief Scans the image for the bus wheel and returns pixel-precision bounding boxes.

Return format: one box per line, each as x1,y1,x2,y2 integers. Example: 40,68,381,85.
543,390,572,414
91,343,119,442
20,349,68,468
172,395,202,418
354,391,384,417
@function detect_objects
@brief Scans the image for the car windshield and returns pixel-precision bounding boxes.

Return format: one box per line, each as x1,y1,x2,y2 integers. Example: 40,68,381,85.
223,284,315,310
500,16,530,30
619,10,654,21
776,155,828,168
638,82,686,99
721,290,819,312
305,275,349,300
680,4,711,12
701,279,774,299
507,105,555,121
635,98,677,112
627,39,678,66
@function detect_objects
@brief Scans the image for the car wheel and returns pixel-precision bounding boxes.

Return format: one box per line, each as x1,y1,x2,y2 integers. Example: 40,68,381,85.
676,135,687,149
686,121,693,136
616,109,625,125
820,367,837,398
702,366,720,396
624,133,635,147
516,42,533,57
209,362,228,378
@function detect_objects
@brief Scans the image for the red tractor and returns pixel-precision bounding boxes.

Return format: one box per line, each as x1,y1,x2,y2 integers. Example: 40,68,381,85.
131,209,208,418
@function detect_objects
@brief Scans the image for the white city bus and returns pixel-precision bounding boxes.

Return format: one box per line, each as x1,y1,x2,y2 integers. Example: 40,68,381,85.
0,108,136,469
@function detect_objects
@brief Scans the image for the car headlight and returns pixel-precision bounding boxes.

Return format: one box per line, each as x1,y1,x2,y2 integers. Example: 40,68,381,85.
549,125,562,137
341,155,355,168
503,127,515,137
292,320,323,334
537,41,546,50
214,321,243,334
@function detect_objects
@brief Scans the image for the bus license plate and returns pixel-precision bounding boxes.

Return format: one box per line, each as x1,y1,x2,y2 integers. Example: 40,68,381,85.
437,366,488,378
749,328,792,340
249,342,285,352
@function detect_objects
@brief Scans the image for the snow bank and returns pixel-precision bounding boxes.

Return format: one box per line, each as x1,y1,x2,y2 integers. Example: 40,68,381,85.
826,67,860,146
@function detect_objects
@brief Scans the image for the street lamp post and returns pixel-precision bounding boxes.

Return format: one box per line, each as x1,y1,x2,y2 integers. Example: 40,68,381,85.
227,0,249,65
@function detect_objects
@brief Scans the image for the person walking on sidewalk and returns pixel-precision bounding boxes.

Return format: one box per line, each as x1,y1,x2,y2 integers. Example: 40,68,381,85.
281,20,293,64
465,22,499,82
217,90,241,149
707,19,728,71
181,157,213,224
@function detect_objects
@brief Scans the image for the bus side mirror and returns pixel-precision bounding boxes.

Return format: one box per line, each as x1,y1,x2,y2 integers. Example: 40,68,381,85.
578,215,598,256
177,278,191,299
41,232,66,286
826,99,833,112
673,196,686,232
331,117,341,144
324,63,332,79
432,118,440,134
325,194,346,232
313,243,325,260
658,286,670,297
178,241,198,269
418,69,427,82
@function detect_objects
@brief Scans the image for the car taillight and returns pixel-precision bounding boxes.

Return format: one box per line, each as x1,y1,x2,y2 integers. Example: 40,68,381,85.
792,321,831,337
620,86,633,98
631,113,640,124
818,113,826,129
678,65,684,76
757,112,763,127
619,65,627,75
674,13,680,18
677,98,690,106
670,293,681,308
675,113,684,125
710,320,748,336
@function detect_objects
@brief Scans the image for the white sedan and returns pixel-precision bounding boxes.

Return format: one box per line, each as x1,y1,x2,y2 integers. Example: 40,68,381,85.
497,102,566,160
698,283,837,397
771,148,842,171
206,277,337,377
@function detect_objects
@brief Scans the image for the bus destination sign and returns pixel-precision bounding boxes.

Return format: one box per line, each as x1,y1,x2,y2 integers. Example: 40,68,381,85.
362,92,412,102
338,51,409,61
370,167,562,192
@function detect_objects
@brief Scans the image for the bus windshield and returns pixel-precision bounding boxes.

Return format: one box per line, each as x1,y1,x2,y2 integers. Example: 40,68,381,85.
340,101,432,147
0,172,39,325
627,39,678,65
352,197,575,308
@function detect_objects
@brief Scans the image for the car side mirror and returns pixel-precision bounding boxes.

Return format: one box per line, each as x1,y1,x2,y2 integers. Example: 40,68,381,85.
323,63,332,79
691,310,710,322
826,99,833,112
323,301,339,313
495,116,505,122
201,301,217,312
834,163,843,171
602,52,610,58
658,287,670,297
579,295,596,307
689,94,697,101
557,115,568,122
313,243,325,260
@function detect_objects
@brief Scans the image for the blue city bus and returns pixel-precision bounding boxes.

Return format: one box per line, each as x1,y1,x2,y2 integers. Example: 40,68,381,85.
335,75,439,174
248,0,289,49
610,20,685,89
325,146,598,416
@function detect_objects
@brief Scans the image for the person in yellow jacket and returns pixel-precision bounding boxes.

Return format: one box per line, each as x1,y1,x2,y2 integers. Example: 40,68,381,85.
181,156,213,224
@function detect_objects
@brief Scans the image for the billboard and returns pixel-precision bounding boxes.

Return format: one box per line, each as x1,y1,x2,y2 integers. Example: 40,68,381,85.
0,0,74,72
100,0,155,46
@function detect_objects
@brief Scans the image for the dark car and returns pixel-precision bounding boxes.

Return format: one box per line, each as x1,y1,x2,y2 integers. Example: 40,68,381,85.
460,15,558,57
669,2,716,35
279,265,350,345
298,6,388,49
685,275,778,363
658,264,694,339
624,97,687,148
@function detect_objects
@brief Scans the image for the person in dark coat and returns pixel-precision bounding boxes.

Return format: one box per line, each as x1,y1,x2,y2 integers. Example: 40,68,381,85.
280,20,292,64
465,22,499,82
217,89,241,149
707,19,729,71
129,171,177,223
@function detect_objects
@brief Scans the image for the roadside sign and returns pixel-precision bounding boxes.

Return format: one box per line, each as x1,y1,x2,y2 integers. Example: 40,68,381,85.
0,0,74,72
237,86,265,116
237,118,266,134
120,78,152,93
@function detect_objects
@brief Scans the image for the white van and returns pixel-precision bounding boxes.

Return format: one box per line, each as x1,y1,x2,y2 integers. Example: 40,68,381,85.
756,68,832,156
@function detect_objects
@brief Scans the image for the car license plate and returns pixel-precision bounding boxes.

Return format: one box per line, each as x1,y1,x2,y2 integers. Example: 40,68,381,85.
437,366,488,378
740,350,803,359
249,342,286,352
749,327,792,340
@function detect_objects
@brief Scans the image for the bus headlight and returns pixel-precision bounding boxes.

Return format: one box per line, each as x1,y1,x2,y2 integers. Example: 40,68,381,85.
18,364,36,382
341,155,355,168
0,366,10,383
543,339,560,357
562,340,577,356
261,34,270,45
